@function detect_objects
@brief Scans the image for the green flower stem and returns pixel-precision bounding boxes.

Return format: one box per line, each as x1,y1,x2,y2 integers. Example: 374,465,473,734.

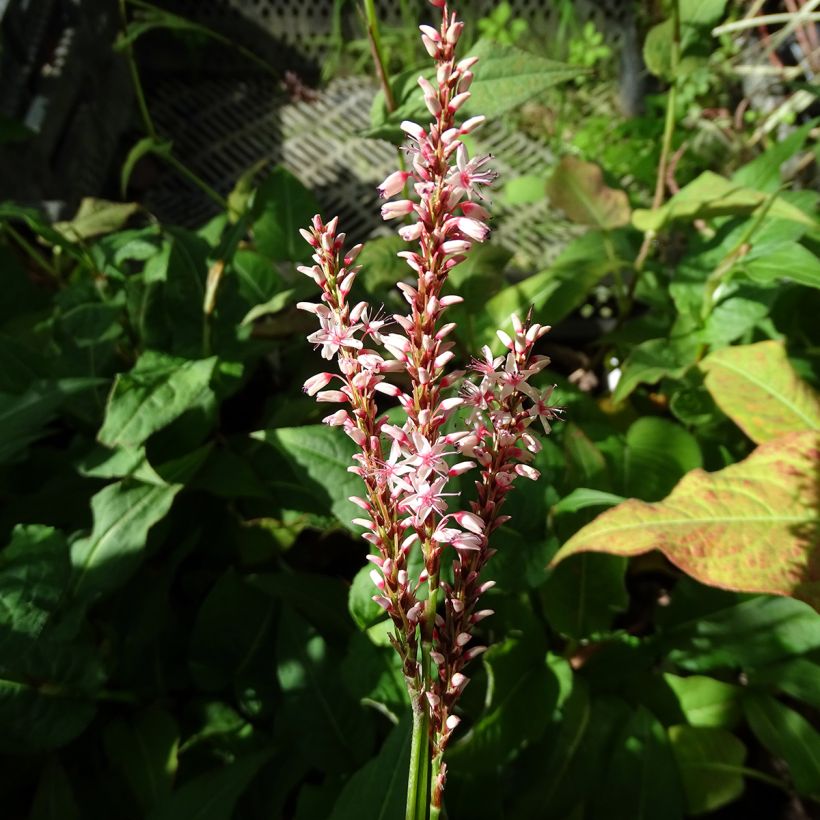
161,151,229,211
2,224,59,280
633,0,680,277
406,694,429,820
363,0,396,112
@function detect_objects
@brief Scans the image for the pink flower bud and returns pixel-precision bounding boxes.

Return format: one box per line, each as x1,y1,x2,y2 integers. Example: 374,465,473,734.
316,390,349,403
377,170,411,199
381,199,415,220
454,511,484,534
449,91,471,111
303,372,334,395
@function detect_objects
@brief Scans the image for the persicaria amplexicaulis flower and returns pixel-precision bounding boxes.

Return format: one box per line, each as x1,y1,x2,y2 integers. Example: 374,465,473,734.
296,1,562,810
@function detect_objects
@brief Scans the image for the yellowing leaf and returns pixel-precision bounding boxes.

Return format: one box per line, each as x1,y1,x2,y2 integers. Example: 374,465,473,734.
700,341,820,444
551,431,820,611
547,157,631,230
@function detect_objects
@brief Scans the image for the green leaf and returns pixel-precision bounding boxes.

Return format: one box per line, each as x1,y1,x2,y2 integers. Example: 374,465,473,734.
552,488,626,515
592,706,684,820
29,759,82,820
251,168,320,262
53,198,139,242
700,341,820,444
547,157,631,229
0,526,104,753
748,655,820,709
250,425,360,530
188,570,277,693
0,378,106,463
464,39,580,117
733,119,818,193
356,235,409,295
348,564,387,632
70,479,181,601
643,20,674,79
98,352,217,449
669,725,746,814
663,596,820,672
612,336,698,404
447,637,558,772
147,751,271,820
680,0,728,27
541,553,628,639
744,693,820,796
276,607,373,773
623,417,702,501
664,675,742,728
552,431,820,611
741,242,820,289
632,171,818,233
481,231,621,342
103,708,179,811
327,718,410,820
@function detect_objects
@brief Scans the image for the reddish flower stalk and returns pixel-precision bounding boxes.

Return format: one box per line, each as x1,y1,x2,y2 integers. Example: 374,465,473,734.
297,2,562,813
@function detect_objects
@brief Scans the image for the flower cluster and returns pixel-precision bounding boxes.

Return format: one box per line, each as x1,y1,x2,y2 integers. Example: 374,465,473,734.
297,0,562,808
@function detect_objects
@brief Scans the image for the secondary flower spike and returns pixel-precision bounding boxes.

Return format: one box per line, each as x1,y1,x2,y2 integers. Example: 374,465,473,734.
297,1,561,814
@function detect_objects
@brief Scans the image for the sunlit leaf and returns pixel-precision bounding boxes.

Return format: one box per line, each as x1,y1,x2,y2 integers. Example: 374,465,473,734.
553,431,820,610
700,340,820,444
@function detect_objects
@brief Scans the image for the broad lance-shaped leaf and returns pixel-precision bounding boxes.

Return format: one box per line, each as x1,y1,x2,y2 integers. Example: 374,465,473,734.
700,340,820,444
552,431,820,611
70,479,181,601
632,171,817,232
547,157,631,230
464,39,579,117
98,352,217,449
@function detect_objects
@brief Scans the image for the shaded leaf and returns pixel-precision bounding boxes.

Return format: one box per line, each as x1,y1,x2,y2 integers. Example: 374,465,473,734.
547,157,631,230
741,241,820,290
98,352,218,449
662,596,820,672
29,759,82,820
327,718,410,820
251,168,320,263
251,425,360,529
747,655,820,709
700,341,820,444
612,336,698,403
744,693,820,796
147,751,271,820
70,480,181,601
669,725,746,815
103,707,179,811
623,417,702,501
447,637,558,772
553,431,820,610
552,488,626,515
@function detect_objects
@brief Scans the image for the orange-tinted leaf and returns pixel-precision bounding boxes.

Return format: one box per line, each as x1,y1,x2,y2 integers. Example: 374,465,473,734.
700,340,820,444
547,157,631,230
551,431,820,611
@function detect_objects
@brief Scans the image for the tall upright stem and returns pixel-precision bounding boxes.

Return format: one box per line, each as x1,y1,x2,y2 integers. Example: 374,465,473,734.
633,0,681,276
406,694,429,820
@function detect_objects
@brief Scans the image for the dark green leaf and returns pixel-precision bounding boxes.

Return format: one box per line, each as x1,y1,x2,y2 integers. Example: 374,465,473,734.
103,707,179,811
251,168,320,263
664,674,742,729
327,718,410,820
744,693,820,796
29,759,82,820
70,479,181,601
98,352,217,449
147,751,272,820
